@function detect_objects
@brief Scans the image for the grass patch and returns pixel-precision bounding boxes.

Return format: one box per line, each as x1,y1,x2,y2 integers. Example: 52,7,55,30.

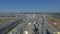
0,19,12,25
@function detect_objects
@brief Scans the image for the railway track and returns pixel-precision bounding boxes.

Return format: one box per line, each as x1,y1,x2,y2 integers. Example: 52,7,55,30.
0,19,23,34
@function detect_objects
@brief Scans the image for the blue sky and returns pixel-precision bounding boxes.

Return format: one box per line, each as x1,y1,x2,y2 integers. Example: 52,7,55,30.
0,0,60,13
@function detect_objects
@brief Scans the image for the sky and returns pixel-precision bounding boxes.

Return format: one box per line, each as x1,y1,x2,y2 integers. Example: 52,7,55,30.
0,0,60,13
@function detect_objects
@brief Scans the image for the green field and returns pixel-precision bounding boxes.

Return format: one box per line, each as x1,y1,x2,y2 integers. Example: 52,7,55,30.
0,18,12,25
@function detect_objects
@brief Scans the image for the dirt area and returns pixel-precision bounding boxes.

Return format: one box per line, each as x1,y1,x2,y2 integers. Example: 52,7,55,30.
47,17,60,30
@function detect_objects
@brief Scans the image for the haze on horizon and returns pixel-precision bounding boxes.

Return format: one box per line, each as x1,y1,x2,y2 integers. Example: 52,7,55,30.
0,0,60,13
